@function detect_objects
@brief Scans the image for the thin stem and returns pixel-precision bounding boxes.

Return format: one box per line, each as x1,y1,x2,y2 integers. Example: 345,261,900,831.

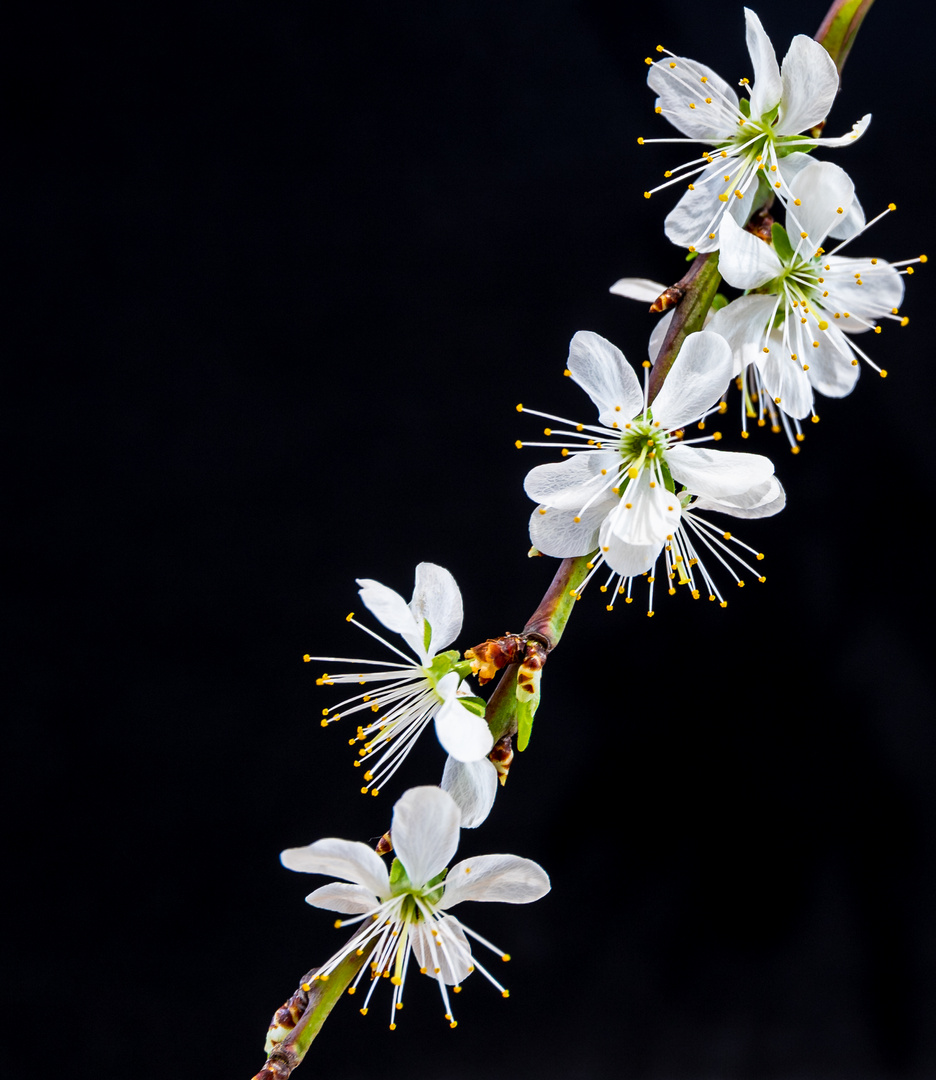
814,0,875,75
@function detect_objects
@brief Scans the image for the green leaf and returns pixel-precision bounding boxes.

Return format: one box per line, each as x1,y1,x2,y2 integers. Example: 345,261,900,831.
771,222,795,263
516,689,540,752
457,695,487,717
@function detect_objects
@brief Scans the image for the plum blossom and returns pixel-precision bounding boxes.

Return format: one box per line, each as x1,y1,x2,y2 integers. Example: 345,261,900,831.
641,8,869,252
518,330,783,612
280,786,550,1029
709,159,924,442
304,563,493,798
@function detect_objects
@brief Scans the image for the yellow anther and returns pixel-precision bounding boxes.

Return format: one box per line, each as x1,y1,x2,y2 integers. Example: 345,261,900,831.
791,445,800,455
346,612,354,622
371,788,379,796
920,254,928,263
564,368,571,377
669,61,676,68
687,184,695,191
907,266,915,275
880,370,888,378
502,990,510,998
515,402,523,412
818,320,828,330
647,610,655,617
655,105,662,113
689,103,696,109
901,317,909,327
762,347,769,354
644,56,653,65
800,231,808,239
637,137,645,144
836,207,843,214
712,431,722,441
706,98,713,104
573,516,581,523
643,191,651,199
303,654,312,662
888,202,896,211
793,199,801,207
718,193,729,202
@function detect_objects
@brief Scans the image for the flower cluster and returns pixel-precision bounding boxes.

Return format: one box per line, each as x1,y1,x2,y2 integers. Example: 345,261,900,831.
259,5,916,1061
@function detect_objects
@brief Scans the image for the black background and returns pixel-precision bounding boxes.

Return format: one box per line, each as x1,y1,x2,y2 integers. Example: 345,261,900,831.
7,1,936,1077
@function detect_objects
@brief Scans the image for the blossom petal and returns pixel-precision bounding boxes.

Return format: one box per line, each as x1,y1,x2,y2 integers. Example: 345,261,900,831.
441,756,498,829
668,444,774,499
524,451,620,510
648,309,674,365
409,562,463,656
411,914,473,984
648,55,739,141
805,322,861,398
305,882,379,914
280,837,391,899
439,854,551,910
651,331,734,429
814,112,871,148
756,348,813,418
529,497,615,558
706,293,780,373
609,277,667,303
786,161,856,248
357,579,421,645
745,9,782,118
828,194,865,241
663,159,732,252
567,331,643,426
606,472,680,547
718,213,783,290
434,679,495,763
599,530,665,579
824,257,905,324
776,34,839,135
691,476,786,518
390,786,461,888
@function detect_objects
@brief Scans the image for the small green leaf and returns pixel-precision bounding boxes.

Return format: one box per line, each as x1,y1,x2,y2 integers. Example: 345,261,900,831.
423,618,433,654
457,695,487,717
771,222,795,263
516,689,540,752
685,250,698,262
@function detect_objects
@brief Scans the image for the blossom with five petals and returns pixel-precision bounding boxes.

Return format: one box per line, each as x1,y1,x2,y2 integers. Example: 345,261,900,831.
641,8,869,252
279,786,550,1029
519,330,783,611
709,159,924,438
305,563,494,799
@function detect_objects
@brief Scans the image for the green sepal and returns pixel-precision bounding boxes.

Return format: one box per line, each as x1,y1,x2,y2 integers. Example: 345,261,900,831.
711,292,729,312
659,456,676,495
516,688,540,752
771,222,795,263
685,250,698,262
424,867,448,905
738,98,751,117
425,650,461,683
457,695,487,717
423,618,433,654
389,857,412,895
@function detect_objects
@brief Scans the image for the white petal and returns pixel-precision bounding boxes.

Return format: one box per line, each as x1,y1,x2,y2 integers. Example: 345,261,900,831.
828,194,865,240
648,55,739,141
390,786,461,888
651,331,733,429
567,331,643,426
692,476,786,518
599,529,665,579
648,308,674,365
523,451,620,510
304,882,379,913
601,475,680,563
668,444,774,499
718,213,783,289
609,277,667,303
439,854,551,909
663,159,730,252
356,579,421,644
409,563,463,656
529,497,615,559
805,321,860,398
411,914,473,984
745,9,782,118
280,837,391,898
786,161,856,247
441,756,498,829
824,257,904,324
706,294,779,374
776,34,839,135
814,112,871,148
756,347,814,418
434,685,495,763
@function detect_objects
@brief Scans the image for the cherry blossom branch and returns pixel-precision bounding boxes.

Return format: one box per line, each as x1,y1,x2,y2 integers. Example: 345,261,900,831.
251,944,374,1080
815,0,875,74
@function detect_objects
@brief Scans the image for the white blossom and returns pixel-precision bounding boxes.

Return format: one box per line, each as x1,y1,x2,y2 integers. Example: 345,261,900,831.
518,330,783,612
640,8,869,252
304,563,493,797
709,159,924,443
279,786,550,1030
